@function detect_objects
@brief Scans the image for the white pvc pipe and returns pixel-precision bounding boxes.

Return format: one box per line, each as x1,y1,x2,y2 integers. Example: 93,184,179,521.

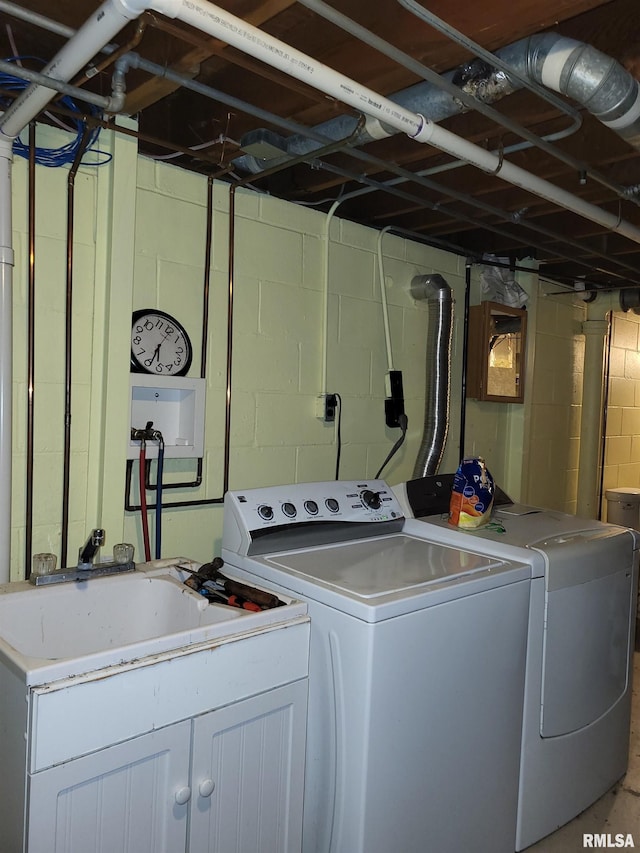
174,0,640,245
414,121,640,242
576,316,608,518
0,0,177,138
0,133,14,581
576,293,620,518
176,1,421,137
321,200,342,395
376,226,394,372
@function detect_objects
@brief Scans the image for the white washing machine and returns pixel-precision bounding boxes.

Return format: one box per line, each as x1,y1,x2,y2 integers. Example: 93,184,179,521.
221,479,531,853
394,475,639,850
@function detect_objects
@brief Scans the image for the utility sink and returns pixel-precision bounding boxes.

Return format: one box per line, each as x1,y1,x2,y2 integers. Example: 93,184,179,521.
0,558,306,686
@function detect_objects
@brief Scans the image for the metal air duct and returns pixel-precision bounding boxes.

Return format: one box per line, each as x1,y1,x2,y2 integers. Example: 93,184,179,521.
410,274,453,478
235,31,640,173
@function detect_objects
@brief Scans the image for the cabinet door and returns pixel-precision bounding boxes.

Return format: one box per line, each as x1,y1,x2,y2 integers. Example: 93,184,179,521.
27,719,191,853
189,679,308,853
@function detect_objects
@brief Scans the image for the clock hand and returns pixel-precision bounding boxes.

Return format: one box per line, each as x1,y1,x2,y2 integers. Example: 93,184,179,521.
145,341,162,367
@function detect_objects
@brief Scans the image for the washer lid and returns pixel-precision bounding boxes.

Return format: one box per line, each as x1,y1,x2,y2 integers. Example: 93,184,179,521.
256,533,529,620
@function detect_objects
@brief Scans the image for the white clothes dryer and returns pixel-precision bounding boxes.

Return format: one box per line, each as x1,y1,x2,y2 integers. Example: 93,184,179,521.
394,475,639,850
221,479,531,853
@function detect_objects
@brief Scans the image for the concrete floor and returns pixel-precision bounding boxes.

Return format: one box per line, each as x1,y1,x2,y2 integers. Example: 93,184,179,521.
526,652,640,851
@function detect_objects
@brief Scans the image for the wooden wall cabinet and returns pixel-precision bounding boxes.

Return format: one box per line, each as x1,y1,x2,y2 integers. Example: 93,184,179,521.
466,301,527,403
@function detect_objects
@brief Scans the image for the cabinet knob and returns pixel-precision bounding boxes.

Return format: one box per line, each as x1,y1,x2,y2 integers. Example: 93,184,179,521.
174,786,192,805
199,779,216,798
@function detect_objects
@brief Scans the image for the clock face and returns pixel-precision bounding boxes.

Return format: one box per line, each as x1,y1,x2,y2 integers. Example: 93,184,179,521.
131,309,193,376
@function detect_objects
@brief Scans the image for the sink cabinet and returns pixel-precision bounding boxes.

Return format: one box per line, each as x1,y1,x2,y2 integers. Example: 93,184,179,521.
0,615,309,853
28,719,192,853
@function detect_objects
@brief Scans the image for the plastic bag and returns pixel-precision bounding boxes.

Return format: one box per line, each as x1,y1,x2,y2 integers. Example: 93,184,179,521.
480,256,528,308
449,457,495,529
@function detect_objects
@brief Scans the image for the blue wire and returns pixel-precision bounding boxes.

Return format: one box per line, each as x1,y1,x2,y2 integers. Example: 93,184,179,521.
0,56,112,167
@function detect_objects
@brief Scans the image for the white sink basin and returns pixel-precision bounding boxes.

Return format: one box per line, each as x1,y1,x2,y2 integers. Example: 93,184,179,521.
0,559,306,685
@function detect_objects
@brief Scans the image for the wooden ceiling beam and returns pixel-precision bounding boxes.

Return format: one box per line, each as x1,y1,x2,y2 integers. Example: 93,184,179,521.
124,0,299,114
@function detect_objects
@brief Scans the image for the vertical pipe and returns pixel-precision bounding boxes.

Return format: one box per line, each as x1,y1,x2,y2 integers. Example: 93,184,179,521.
224,184,237,494
322,200,343,394
25,124,36,579
155,439,164,559
190,175,214,490
61,129,91,567
139,443,151,561
577,316,609,517
200,176,213,379
598,311,613,520
0,132,14,582
376,226,394,372
459,262,472,462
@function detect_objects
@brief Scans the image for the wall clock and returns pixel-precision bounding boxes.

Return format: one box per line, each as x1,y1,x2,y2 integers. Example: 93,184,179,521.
131,309,193,376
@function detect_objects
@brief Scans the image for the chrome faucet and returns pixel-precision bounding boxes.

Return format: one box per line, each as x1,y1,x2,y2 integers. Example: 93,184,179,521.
29,528,136,586
78,528,105,569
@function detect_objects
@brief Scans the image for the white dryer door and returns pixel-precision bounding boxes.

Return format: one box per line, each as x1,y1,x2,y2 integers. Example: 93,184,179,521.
537,528,636,737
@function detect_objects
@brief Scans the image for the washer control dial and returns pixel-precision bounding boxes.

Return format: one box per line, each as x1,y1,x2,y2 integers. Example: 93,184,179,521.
282,502,297,518
361,489,382,510
325,498,340,513
258,504,274,521
304,500,319,515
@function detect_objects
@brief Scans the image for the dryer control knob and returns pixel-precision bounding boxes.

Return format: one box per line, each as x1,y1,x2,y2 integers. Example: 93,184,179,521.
361,489,382,510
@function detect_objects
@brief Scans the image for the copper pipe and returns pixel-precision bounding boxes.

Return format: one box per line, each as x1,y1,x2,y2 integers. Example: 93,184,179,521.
71,17,149,88
129,171,217,500
126,178,234,509
0,91,239,166
128,129,366,511
200,176,213,378
223,183,237,495
60,127,92,567
24,122,36,579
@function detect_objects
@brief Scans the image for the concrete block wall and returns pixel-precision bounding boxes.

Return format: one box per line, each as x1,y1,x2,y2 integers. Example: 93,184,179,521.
12,124,569,573
125,159,469,559
523,285,586,513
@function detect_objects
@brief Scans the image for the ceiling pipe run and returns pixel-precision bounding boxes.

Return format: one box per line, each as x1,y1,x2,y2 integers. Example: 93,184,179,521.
163,1,640,244
235,10,637,205
398,0,640,157
250,0,596,187
6,1,640,285
502,34,640,153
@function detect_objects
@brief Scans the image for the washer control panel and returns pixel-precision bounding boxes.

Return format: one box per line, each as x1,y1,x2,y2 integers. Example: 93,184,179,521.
227,479,404,531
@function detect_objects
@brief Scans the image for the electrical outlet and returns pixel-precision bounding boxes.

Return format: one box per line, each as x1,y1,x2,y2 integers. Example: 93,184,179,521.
385,370,405,428
316,394,337,422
